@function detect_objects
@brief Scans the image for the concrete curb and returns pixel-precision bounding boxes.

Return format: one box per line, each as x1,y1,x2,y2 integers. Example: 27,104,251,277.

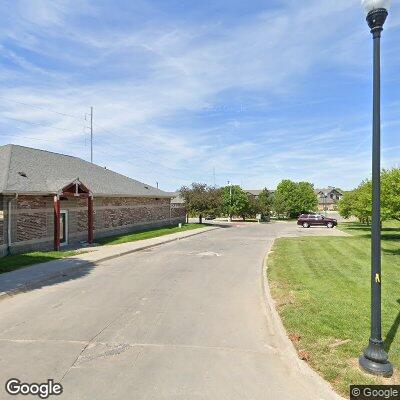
261,241,345,400
0,226,218,301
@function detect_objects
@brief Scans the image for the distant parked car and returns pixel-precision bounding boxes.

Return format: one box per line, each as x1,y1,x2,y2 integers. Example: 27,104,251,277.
297,214,337,228
205,214,216,220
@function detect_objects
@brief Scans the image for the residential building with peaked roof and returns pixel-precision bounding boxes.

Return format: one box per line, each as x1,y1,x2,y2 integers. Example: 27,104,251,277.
0,144,186,257
315,187,343,211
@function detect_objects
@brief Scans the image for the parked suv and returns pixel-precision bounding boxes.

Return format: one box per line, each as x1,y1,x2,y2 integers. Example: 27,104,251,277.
297,214,337,228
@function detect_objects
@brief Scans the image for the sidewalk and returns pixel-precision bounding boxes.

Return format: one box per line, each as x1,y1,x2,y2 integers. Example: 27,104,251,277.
0,226,218,300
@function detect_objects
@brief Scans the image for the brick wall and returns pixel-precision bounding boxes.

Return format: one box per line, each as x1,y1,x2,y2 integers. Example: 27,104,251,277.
101,197,171,229
0,210,3,246
171,204,186,219
0,221,3,245
0,195,3,246
2,194,185,257
16,196,48,242
76,197,89,232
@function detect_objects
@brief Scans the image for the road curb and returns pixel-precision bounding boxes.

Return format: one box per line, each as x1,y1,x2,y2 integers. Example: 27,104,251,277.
261,241,345,400
0,226,219,302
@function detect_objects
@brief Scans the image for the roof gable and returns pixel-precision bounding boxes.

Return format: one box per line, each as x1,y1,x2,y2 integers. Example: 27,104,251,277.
0,144,171,198
0,145,12,193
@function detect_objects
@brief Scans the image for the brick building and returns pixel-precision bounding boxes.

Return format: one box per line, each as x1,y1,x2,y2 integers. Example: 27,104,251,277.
0,145,186,257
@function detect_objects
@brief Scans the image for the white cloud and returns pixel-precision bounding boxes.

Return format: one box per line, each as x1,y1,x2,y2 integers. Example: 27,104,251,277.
0,0,398,191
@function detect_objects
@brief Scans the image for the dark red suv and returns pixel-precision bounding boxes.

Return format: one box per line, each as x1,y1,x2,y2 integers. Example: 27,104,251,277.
297,214,337,228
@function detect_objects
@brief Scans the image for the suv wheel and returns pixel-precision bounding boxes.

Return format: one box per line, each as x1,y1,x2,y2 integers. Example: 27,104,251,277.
327,222,334,228
302,222,310,228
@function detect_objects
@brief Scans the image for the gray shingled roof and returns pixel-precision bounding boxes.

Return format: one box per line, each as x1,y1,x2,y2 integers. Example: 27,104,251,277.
171,191,185,204
245,189,263,196
0,144,172,198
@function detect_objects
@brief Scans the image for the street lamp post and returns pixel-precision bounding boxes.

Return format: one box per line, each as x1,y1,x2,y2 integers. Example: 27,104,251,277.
359,0,393,377
227,181,233,222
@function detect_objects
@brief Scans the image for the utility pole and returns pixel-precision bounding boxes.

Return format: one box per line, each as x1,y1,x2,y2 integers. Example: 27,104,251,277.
213,167,216,187
90,106,93,163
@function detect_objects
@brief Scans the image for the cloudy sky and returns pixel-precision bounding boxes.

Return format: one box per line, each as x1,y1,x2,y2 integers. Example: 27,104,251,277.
0,0,399,191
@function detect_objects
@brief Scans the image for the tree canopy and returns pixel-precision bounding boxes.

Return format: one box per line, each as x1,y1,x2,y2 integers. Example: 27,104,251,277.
179,183,222,223
273,180,317,218
338,168,400,223
221,185,249,219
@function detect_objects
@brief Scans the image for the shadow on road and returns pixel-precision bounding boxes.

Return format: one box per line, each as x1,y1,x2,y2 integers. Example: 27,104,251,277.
0,258,95,298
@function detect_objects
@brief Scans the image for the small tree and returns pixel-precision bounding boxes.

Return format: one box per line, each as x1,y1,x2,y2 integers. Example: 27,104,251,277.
221,185,249,221
242,193,261,220
258,188,274,220
296,182,318,215
381,168,400,222
273,180,317,218
338,191,357,219
338,168,400,224
273,180,298,218
338,180,372,224
180,183,221,223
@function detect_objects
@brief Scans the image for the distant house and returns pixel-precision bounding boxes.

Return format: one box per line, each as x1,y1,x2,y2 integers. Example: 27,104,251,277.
244,189,275,200
315,187,343,211
0,145,186,257
245,190,263,199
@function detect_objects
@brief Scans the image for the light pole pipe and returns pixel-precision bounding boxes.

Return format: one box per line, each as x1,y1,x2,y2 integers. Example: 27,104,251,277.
359,7,393,377
371,28,382,343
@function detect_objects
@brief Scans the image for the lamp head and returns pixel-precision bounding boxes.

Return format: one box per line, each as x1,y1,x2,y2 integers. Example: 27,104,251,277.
362,0,391,14
362,0,391,33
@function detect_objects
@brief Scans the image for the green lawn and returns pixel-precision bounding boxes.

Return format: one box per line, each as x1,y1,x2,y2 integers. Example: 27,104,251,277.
95,223,208,245
268,221,400,395
0,250,84,275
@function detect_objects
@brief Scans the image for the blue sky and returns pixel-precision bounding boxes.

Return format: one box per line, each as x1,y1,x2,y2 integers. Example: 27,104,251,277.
0,0,399,191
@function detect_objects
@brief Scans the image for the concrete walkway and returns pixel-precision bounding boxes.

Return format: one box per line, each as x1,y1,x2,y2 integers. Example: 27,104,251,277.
0,226,217,300
0,222,346,399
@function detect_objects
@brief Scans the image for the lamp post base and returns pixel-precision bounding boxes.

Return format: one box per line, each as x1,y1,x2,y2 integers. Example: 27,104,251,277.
359,339,393,377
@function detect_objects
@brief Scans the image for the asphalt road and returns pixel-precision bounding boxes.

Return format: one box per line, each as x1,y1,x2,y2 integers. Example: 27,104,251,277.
0,222,345,399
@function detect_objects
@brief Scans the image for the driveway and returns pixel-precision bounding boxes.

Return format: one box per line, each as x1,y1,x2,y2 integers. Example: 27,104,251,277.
0,222,345,399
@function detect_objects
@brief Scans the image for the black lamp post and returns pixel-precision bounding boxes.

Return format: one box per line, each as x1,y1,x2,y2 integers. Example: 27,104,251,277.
359,0,393,378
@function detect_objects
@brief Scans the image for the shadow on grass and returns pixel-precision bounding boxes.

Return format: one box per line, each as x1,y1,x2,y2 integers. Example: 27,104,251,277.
343,225,400,241
384,248,400,256
384,299,400,353
0,253,73,275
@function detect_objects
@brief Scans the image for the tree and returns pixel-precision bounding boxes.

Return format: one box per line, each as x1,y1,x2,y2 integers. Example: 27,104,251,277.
273,180,298,218
273,180,317,218
258,188,274,215
296,182,318,215
338,180,372,224
221,185,249,220
338,190,357,219
242,193,261,220
179,183,222,223
381,168,400,222
339,168,400,224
